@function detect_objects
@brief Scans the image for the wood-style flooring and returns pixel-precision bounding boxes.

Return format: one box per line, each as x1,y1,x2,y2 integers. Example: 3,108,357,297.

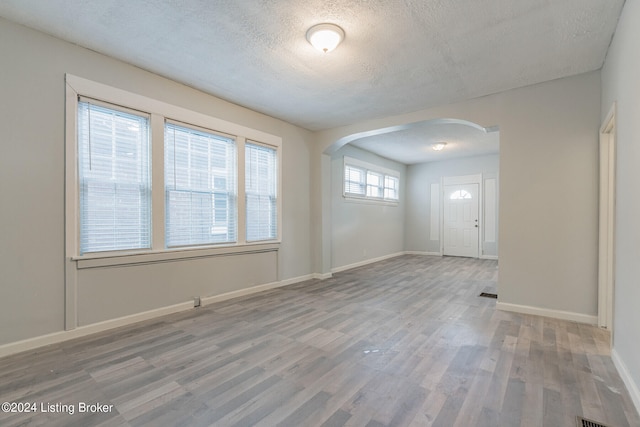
1,255,638,426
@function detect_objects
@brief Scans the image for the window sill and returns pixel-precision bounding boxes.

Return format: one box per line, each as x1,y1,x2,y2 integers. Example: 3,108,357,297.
343,195,399,206
71,241,280,269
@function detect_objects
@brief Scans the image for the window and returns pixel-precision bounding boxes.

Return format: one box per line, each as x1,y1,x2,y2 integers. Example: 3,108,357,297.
77,100,151,254
344,165,365,196
66,75,282,263
246,142,278,241
366,171,384,198
164,122,237,247
343,156,400,203
384,176,399,200
450,190,472,200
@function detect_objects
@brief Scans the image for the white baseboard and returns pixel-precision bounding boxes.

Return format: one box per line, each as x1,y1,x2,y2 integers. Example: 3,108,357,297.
404,251,442,256
312,272,333,280
496,302,598,325
201,282,280,305
201,276,309,306
0,301,194,359
404,251,497,260
330,251,496,275
280,274,315,286
0,273,317,359
612,348,640,416
331,252,404,274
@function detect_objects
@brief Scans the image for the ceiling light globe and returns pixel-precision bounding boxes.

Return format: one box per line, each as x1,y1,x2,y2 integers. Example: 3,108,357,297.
306,23,345,53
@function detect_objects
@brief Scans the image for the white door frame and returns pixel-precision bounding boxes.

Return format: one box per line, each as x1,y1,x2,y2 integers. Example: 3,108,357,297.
598,102,616,333
441,174,483,258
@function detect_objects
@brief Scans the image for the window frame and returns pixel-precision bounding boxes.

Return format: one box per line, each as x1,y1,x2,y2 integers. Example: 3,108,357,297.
164,120,238,248
76,98,153,254
65,74,282,267
342,156,400,204
365,170,384,199
344,164,366,196
384,175,399,200
245,140,279,242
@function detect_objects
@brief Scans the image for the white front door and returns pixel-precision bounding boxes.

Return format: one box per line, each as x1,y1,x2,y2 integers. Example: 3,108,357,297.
443,183,479,257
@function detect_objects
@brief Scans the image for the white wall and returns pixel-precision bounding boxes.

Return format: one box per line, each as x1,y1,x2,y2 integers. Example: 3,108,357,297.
0,18,314,345
601,0,640,411
406,155,499,256
317,71,601,322
331,145,406,270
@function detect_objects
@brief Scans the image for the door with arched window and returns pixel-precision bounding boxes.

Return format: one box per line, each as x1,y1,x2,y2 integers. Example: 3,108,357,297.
443,183,479,257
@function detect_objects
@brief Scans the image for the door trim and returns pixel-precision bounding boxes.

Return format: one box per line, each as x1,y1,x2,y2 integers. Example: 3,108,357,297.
441,174,482,258
598,102,616,335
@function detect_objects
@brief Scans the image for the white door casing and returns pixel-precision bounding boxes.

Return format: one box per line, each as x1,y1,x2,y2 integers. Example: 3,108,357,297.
598,103,616,334
443,183,479,257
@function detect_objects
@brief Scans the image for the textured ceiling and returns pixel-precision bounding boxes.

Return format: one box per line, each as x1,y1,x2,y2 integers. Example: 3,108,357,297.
350,121,499,164
0,0,624,134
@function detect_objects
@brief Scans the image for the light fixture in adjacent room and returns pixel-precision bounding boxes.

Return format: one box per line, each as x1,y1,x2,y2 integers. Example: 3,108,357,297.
432,142,447,151
306,23,345,53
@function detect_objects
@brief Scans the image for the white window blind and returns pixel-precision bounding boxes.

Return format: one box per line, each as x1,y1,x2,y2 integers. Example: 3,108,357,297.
344,165,366,196
77,100,151,254
164,122,237,247
246,142,277,241
343,157,400,203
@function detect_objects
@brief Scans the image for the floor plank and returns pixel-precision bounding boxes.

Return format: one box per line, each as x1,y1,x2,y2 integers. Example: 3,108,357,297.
0,255,638,427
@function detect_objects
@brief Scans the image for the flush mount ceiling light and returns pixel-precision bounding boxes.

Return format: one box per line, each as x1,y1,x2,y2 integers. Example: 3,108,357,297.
432,142,447,151
306,23,345,53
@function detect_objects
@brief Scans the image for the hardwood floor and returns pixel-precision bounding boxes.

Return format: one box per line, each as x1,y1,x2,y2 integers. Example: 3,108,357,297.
1,255,638,426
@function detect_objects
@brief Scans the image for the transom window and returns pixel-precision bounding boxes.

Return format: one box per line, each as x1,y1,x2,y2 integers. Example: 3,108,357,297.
384,176,399,200
344,165,366,196
343,156,400,203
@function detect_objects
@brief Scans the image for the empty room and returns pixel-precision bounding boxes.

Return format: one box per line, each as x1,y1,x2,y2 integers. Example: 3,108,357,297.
1,1,639,426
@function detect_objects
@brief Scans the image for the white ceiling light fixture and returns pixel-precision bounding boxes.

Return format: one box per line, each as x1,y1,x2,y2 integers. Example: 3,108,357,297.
306,23,345,53
432,142,447,151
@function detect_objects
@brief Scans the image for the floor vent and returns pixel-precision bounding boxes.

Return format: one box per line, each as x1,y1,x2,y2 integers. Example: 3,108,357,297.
576,416,609,427
479,292,497,299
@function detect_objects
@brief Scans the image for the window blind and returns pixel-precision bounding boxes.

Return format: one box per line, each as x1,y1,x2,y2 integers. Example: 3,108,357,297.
245,143,277,241
344,158,400,202
164,122,237,247
344,165,366,196
78,100,151,254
